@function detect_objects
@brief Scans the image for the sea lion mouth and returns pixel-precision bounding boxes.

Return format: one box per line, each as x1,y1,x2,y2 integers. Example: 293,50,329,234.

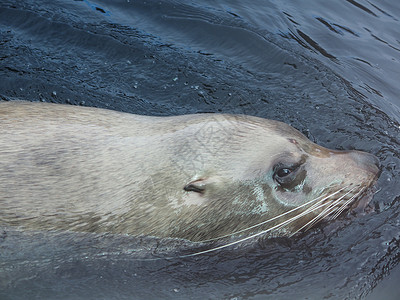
349,185,377,215
293,176,379,232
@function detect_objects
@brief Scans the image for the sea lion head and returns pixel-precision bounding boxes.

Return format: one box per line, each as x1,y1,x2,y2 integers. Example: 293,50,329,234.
179,116,380,241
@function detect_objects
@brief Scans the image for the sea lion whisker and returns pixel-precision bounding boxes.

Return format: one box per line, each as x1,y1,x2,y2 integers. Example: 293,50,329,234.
329,194,358,220
175,190,350,258
205,191,350,255
183,196,340,257
288,198,341,236
282,201,332,236
289,186,353,225
317,190,353,218
305,186,359,226
300,192,339,215
303,199,343,230
309,185,363,228
198,185,347,243
290,186,358,235
330,186,365,220
326,186,363,221
181,209,311,257
241,190,347,239
128,187,367,260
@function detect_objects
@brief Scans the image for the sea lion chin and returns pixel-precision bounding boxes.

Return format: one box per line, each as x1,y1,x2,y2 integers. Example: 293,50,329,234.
0,101,379,242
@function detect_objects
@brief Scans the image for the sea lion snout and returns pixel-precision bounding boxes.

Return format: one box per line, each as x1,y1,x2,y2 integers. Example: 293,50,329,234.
343,150,380,176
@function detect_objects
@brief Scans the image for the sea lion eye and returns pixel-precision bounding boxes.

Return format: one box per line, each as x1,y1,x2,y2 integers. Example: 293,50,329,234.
273,165,298,186
276,168,292,178
273,155,308,187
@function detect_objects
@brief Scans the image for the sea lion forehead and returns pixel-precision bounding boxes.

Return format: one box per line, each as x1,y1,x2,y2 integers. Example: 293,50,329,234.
286,135,332,158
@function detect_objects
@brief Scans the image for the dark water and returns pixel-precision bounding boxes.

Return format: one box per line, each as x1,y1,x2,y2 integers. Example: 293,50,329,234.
0,0,399,299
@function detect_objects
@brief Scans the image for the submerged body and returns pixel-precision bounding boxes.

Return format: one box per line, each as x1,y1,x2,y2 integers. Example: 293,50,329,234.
0,101,379,241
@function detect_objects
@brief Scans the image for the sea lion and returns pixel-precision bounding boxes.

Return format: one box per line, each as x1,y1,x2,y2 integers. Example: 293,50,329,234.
0,101,379,242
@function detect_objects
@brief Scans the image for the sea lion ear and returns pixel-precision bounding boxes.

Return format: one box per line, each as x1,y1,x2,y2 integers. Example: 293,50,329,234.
184,179,208,194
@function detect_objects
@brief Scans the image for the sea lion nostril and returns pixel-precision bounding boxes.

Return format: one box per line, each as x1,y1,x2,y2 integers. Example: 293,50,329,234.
369,155,380,171
370,154,380,168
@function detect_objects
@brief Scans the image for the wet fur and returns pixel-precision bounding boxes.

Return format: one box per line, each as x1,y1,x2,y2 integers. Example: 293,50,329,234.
0,101,379,242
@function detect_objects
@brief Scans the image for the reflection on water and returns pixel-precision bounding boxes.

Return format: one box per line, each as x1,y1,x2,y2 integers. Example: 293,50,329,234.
0,0,399,299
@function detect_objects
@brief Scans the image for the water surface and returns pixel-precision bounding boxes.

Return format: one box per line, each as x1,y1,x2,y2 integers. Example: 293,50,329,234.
0,0,399,299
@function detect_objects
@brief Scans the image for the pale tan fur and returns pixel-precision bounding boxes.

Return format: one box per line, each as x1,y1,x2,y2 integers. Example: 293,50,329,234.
0,101,379,241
